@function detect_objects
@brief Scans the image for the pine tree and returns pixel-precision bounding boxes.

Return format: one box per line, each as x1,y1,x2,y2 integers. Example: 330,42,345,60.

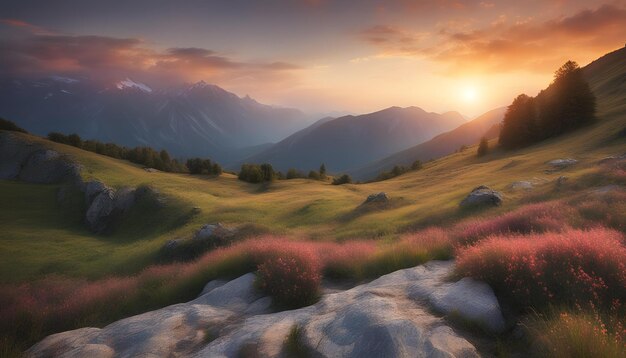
319,164,327,179
477,137,489,157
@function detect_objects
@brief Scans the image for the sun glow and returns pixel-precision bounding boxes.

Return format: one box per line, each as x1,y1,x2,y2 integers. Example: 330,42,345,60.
461,86,479,103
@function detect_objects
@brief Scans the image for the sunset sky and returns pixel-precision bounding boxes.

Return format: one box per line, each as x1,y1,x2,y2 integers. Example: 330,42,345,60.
1,0,624,117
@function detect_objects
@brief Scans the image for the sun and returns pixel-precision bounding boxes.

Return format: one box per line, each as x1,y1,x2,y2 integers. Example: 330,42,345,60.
461,86,479,103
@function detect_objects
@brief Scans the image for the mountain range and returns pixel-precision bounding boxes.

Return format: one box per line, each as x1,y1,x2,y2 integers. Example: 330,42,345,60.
0,78,310,163
240,107,467,173
349,107,505,180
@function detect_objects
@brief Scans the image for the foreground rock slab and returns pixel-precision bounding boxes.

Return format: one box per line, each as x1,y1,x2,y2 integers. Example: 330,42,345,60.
28,261,505,358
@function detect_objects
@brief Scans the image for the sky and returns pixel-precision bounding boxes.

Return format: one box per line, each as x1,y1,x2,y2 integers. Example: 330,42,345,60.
0,0,625,117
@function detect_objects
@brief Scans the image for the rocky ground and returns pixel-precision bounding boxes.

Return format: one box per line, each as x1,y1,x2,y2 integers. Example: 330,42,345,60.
28,261,505,358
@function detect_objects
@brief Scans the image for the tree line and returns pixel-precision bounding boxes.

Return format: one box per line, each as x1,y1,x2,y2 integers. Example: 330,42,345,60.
238,163,328,183
374,160,423,181
46,132,224,175
499,61,596,149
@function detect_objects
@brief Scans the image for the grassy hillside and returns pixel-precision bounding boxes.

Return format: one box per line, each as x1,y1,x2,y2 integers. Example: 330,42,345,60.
1,47,624,285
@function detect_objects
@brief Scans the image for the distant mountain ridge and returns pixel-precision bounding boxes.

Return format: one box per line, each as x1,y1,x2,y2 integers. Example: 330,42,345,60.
0,77,310,162
242,106,466,173
350,107,506,180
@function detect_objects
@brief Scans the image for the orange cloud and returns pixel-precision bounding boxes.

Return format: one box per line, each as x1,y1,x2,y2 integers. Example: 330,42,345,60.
361,4,626,73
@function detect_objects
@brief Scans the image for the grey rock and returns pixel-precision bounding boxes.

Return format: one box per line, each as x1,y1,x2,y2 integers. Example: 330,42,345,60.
547,158,578,169
85,188,116,233
199,279,229,296
0,133,81,183
556,176,568,186
83,180,108,206
509,181,533,191
364,192,389,204
0,133,36,179
192,273,264,311
163,239,183,251
114,187,136,212
410,277,506,333
192,223,234,246
460,186,503,208
30,261,503,358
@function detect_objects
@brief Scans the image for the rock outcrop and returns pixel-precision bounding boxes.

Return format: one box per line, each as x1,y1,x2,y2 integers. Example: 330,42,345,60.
82,181,161,233
0,132,80,183
546,158,578,169
460,185,503,208
1,132,164,233
508,181,533,191
28,261,505,358
159,223,237,262
363,192,389,204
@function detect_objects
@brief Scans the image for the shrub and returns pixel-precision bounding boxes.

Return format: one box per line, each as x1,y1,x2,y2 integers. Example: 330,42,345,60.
286,168,305,179
477,137,489,157
0,118,27,133
322,241,377,279
572,189,626,232
238,164,264,183
529,311,625,358
239,163,276,182
332,174,352,185
255,248,321,308
455,228,626,311
452,201,573,245
363,228,453,277
307,170,320,180
186,158,222,175
319,164,327,179
283,325,311,358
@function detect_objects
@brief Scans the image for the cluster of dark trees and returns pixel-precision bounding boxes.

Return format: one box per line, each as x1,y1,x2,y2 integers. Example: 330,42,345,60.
332,174,352,185
47,132,188,173
238,163,276,183
0,118,27,133
477,137,489,157
375,160,423,181
238,163,327,183
499,61,596,149
185,158,222,175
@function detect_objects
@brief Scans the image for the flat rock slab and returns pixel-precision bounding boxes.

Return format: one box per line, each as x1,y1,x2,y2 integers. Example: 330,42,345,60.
28,262,505,358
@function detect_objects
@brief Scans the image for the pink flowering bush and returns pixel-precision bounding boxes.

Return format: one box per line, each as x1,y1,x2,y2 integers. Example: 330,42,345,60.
452,201,575,245
455,228,626,311
363,227,453,277
255,248,322,308
573,189,626,233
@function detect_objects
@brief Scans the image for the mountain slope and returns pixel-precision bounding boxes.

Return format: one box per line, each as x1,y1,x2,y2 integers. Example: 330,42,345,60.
243,107,466,172
352,46,626,181
351,107,506,180
0,79,310,162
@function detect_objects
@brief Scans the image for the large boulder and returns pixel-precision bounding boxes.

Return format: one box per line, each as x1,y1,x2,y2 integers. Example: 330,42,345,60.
0,132,80,183
85,187,117,233
159,223,237,262
29,261,504,358
193,223,235,247
460,185,503,208
82,182,153,233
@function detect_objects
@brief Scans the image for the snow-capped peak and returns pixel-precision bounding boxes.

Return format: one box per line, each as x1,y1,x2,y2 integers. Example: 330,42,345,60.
116,78,152,93
50,75,79,84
